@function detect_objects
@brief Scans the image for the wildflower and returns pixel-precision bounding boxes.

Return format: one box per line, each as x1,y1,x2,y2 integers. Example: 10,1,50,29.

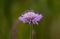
18,11,43,24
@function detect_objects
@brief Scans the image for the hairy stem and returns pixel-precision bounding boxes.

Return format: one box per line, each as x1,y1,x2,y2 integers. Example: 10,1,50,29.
32,30,35,39
11,20,18,39
30,24,33,39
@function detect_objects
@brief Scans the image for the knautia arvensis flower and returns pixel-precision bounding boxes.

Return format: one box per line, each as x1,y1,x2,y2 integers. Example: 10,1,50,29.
18,10,43,24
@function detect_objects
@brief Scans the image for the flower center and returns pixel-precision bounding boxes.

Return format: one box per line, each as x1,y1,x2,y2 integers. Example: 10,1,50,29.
25,17,35,21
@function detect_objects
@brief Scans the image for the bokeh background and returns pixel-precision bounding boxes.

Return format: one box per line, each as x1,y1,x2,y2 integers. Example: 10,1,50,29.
0,0,60,39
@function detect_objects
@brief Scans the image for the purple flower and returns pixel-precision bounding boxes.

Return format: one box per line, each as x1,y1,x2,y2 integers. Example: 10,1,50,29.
18,11,43,24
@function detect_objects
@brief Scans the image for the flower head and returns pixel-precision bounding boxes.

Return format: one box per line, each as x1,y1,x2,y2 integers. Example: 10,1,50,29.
18,11,43,24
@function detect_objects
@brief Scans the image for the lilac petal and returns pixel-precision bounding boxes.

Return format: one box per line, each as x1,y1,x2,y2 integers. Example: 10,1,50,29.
34,14,43,21
18,17,26,23
18,11,43,24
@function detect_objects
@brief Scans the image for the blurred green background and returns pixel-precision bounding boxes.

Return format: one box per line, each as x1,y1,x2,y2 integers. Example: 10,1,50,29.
0,0,60,39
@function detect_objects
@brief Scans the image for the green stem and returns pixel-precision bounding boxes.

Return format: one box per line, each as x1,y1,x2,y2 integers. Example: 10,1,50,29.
30,24,33,39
